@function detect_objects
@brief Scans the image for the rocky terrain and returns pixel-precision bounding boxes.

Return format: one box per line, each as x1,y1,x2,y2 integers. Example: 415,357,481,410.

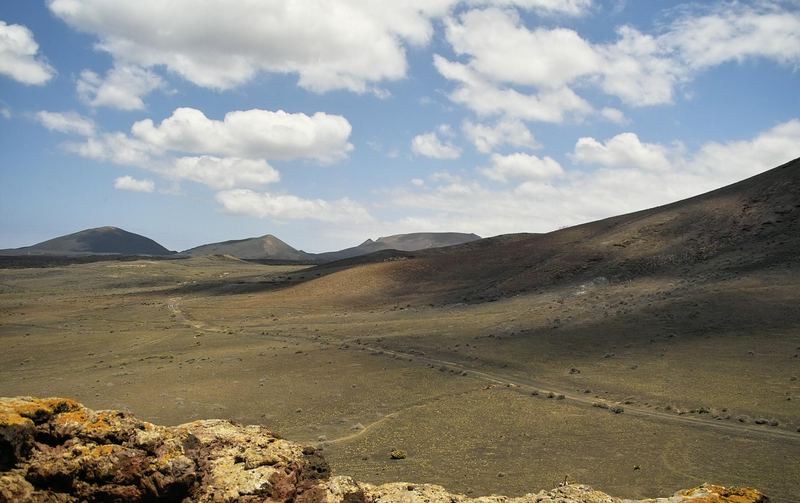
0,397,769,502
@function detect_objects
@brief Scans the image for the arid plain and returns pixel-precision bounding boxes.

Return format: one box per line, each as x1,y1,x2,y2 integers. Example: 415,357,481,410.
2,160,800,500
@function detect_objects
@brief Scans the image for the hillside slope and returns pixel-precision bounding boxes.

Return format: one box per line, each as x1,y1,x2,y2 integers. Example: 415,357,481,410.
180,234,313,261
0,226,173,256
279,156,799,305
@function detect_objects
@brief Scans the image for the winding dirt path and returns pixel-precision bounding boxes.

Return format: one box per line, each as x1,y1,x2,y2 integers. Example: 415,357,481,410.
167,298,800,443
367,346,800,442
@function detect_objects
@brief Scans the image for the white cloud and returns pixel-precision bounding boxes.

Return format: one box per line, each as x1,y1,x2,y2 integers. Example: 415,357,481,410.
77,64,164,110
433,54,593,122
131,107,352,163
35,111,96,136
114,175,154,193
170,156,279,190
216,189,373,223
411,131,462,160
596,26,682,106
65,132,152,166
469,0,592,16
481,152,563,182
689,119,800,182
463,118,538,153
0,20,54,85
445,9,600,89
572,132,671,171
48,1,451,94
664,3,800,71
385,119,800,238
600,107,627,124
67,108,352,174
57,106,352,193
47,1,592,96
435,3,800,118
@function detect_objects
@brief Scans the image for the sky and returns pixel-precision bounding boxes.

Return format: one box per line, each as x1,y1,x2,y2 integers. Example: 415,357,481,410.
0,0,799,253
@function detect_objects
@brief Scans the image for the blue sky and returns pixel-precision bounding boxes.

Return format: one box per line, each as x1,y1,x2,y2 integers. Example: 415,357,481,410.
1,0,798,252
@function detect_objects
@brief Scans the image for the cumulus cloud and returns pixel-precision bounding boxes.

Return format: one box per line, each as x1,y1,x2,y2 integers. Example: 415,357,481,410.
463,118,538,153
689,119,800,182
571,132,671,171
387,119,800,237
411,131,462,159
600,107,627,124
0,20,55,85
35,111,96,136
216,189,373,223
481,152,563,182
435,3,800,119
664,3,800,71
445,9,600,89
77,64,164,110
65,132,152,166
56,106,352,194
114,175,154,193
433,54,592,122
131,108,352,163
469,0,592,16
170,156,279,190
47,1,592,96
64,106,352,169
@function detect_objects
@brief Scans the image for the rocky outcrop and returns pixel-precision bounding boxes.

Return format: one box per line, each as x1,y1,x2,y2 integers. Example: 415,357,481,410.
0,397,769,503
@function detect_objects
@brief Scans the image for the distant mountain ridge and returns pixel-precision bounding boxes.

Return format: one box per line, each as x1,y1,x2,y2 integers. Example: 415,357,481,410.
1,228,481,262
0,226,173,256
312,232,481,262
180,232,481,262
179,234,313,261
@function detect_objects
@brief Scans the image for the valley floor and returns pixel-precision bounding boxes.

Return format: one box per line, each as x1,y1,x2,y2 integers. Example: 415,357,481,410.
1,258,799,500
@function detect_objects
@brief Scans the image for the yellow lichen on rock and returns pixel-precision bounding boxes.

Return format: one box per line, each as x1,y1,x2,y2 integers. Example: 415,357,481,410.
0,396,771,503
676,483,768,502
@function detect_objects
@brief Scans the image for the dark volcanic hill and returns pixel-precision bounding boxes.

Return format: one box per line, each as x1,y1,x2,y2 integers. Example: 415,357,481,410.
313,232,481,262
180,234,313,261
182,232,481,262
283,156,800,305
0,226,173,256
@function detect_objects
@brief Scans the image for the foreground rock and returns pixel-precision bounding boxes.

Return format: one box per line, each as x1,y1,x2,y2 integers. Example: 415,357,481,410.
0,397,768,502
